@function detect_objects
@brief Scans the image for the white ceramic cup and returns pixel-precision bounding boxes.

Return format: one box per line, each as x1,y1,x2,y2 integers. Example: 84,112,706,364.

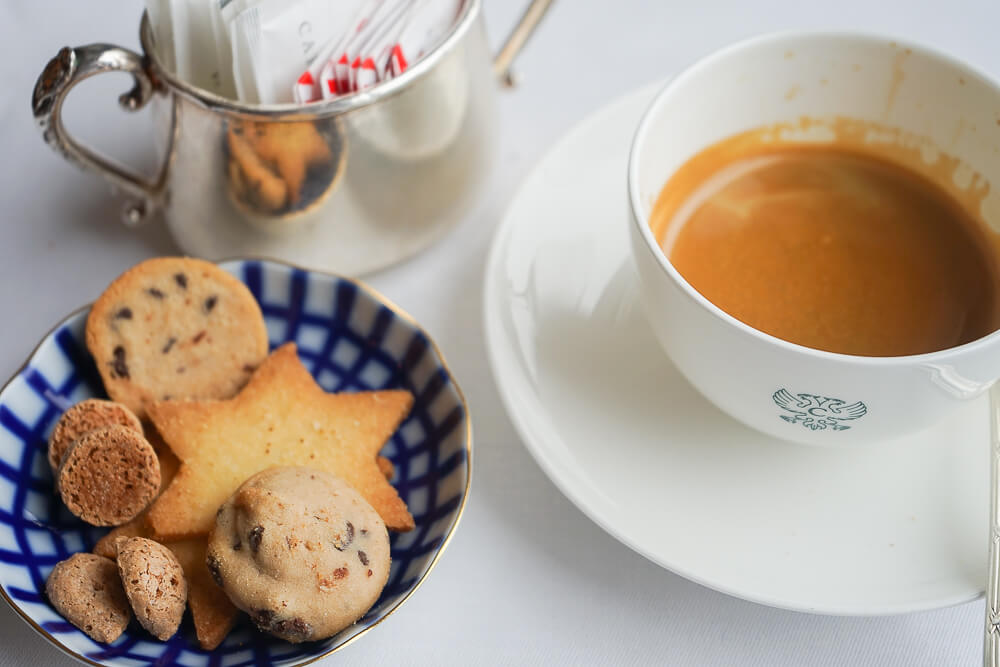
627,32,1000,446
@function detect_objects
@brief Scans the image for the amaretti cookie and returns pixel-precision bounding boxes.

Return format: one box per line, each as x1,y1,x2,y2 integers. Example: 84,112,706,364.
45,553,131,644
92,427,181,559
85,257,268,419
206,467,390,643
48,399,142,473
57,425,160,526
116,537,187,641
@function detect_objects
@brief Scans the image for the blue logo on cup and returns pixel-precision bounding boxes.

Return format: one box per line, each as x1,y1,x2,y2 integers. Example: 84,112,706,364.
773,389,867,431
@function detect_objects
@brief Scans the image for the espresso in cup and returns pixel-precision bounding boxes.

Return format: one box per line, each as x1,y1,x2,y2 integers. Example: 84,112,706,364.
628,34,1000,445
648,121,1000,357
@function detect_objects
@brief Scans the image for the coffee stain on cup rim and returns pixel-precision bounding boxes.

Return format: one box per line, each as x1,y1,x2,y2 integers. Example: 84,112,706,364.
883,46,912,121
653,115,1000,237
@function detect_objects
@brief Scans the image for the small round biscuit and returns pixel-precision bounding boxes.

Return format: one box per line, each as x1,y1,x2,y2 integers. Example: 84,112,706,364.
57,425,160,526
85,257,269,420
116,537,188,641
207,467,390,643
48,399,142,473
46,553,131,644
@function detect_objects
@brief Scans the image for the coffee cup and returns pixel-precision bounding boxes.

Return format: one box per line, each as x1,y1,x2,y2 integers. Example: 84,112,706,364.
627,32,1000,446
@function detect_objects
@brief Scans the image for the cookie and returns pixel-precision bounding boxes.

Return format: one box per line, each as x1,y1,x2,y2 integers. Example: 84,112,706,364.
247,121,333,203
85,257,269,420
228,121,333,207
206,467,390,643
94,519,149,560
57,425,160,526
46,553,131,644
48,399,142,473
227,129,289,212
116,537,187,641
166,538,240,650
93,427,180,559
146,342,414,538
97,534,240,647
377,455,394,480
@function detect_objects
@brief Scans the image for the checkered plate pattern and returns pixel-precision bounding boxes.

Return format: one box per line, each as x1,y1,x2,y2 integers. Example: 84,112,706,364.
0,259,470,666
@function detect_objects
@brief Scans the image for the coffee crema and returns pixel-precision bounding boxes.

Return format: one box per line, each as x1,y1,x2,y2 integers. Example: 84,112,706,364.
650,130,1000,357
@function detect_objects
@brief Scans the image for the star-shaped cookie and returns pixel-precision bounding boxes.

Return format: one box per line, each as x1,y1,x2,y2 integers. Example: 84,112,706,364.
146,342,414,537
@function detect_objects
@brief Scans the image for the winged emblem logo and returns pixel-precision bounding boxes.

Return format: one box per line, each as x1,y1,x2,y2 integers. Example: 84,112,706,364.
772,388,867,431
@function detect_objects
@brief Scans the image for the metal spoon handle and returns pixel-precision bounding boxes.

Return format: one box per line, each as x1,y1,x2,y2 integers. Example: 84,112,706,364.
493,0,556,86
985,384,1000,667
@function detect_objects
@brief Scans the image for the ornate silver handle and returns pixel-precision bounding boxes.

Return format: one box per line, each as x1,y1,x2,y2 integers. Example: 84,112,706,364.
986,384,1000,666
32,44,164,226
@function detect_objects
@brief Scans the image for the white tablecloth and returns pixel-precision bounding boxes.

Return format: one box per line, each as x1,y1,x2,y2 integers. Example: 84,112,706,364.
0,1,992,664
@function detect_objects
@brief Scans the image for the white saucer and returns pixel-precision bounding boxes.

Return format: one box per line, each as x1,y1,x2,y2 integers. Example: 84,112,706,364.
483,84,989,615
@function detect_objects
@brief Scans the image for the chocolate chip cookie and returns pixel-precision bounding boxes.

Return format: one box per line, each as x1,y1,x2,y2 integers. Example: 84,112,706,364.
85,257,268,419
206,467,390,643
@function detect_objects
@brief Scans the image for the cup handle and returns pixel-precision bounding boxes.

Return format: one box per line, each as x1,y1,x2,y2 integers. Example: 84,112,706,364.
32,44,165,227
493,0,555,87
922,362,998,400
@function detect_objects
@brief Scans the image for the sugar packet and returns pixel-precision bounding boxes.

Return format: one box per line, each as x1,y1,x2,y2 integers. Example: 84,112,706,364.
327,0,405,98
148,0,463,105
210,1,236,96
353,0,416,90
317,0,409,99
226,0,367,104
393,0,462,65
170,0,235,98
293,1,375,103
314,0,461,101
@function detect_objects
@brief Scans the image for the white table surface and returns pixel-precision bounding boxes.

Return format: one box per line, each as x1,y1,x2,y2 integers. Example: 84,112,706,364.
0,1,995,665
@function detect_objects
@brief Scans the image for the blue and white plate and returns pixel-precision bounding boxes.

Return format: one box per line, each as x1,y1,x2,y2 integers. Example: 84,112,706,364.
0,259,471,665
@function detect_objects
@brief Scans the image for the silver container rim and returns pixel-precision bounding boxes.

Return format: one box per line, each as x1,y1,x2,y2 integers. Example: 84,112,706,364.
139,0,480,119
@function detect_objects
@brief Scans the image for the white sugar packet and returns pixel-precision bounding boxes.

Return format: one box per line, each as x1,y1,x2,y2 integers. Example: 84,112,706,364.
319,0,384,99
227,0,366,104
293,0,374,103
318,54,341,99
209,1,236,97
372,1,419,81
170,0,235,97
352,0,415,90
394,0,461,63
319,0,458,99
292,35,338,104
331,0,406,96
223,0,263,102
